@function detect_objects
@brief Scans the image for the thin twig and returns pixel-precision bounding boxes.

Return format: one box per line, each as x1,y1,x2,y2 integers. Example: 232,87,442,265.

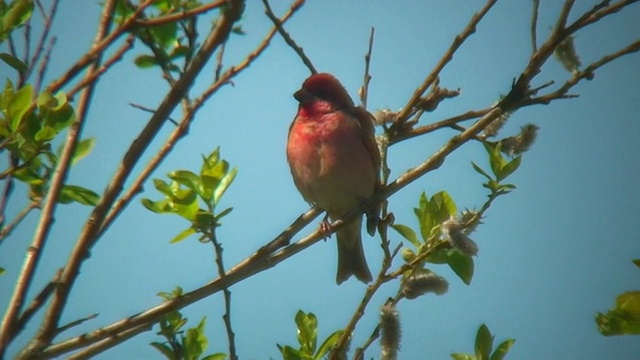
98,0,303,242
524,39,640,106
35,36,56,95
0,0,121,354
262,0,317,74
128,102,178,125
26,0,60,84
46,0,155,94
360,27,375,109
67,323,152,360
19,2,245,357
389,0,497,133
133,0,227,27
390,108,492,145
0,202,38,243
56,314,99,335
531,0,540,53
209,225,237,360
68,35,136,99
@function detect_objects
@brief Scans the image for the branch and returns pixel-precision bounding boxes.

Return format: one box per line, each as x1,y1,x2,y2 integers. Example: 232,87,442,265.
67,34,136,99
530,0,539,53
262,0,317,74
14,1,246,358
360,27,375,109
524,39,640,106
133,0,227,27
0,0,120,354
390,0,497,131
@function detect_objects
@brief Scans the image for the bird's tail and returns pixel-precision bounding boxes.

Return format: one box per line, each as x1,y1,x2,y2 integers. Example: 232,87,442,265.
336,216,372,284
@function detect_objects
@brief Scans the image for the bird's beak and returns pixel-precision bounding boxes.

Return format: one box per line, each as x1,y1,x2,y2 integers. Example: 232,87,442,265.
294,88,313,104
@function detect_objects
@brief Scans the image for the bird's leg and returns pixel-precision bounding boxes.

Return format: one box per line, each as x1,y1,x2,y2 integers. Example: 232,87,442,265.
319,212,332,240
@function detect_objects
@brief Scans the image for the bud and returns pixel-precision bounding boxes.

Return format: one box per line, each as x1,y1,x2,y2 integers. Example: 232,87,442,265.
373,109,399,126
442,218,478,256
460,209,482,234
380,300,401,360
501,123,539,156
483,107,511,138
402,272,449,299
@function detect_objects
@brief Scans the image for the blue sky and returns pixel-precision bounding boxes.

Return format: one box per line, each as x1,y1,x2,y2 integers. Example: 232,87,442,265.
1,1,639,359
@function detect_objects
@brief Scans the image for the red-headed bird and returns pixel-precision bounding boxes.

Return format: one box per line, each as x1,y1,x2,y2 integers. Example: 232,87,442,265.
286,73,380,284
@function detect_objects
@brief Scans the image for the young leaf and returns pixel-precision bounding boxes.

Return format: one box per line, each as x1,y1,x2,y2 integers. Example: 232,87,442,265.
490,339,516,360
314,330,342,360
58,185,100,206
471,161,493,181
7,83,32,131
170,227,196,244
295,310,317,355
391,224,421,248
141,198,173,213
447,250,474,285
451,354,476,360
150,342,175,359
70,138,96,165
183,317,208,360
202,354,227,360
0,52,27,72
475,324,493,360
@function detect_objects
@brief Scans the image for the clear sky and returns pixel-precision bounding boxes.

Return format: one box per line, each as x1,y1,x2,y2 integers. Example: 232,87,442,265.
1,1,639,359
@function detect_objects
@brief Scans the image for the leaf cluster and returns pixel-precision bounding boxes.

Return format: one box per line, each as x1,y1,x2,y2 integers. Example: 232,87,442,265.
451,324,515,360
141,148,236,243
277,310,343,360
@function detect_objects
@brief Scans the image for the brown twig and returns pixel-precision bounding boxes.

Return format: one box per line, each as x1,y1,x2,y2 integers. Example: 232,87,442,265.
12,2,245,358
262,0,317,75
192,0,305,110
524,39,640,106
46,0,155,94
133,0,227,27
360,27,375,109
209,225,237,360
530,0,540,53
98,0,304,244
0,1,120,355
67,34,136,99
26,0,60,85
390,108,492,145
390,0,497,132
66,323,152,360
0,202,38,243
35,36,56,95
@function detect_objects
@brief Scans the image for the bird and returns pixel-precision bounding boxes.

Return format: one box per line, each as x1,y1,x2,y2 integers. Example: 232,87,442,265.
286,73,380,284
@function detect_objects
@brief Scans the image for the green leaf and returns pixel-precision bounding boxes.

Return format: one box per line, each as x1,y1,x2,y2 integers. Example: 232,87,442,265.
471,161,492,180
33,125,56,142
0,267,5,275
475,324,493,360
170,227,196,244
141,198,173,213
134,54,159,68
497,156,521,182
447,250,474,285
490,339,515,360
169,188,199,220
633,259,640,269
451,354,476,360
213,166,237,206
169,45,191,59
38,91,75,131
168,170,203,195
314,330,343,360
70,138,96,165
7,83,32,131
153,178,174,196
183,317,208,360
432,191,457,218
2,0,33,33
202,354,227,360
617,291,640,314
295,310,317,355
391,224,421,248
58,185,100,206
0,52,27,72
278,344,306,360
150,342,175,359
150,21,177,49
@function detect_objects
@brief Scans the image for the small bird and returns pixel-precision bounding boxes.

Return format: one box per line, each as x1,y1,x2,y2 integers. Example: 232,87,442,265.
286,73,380,284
